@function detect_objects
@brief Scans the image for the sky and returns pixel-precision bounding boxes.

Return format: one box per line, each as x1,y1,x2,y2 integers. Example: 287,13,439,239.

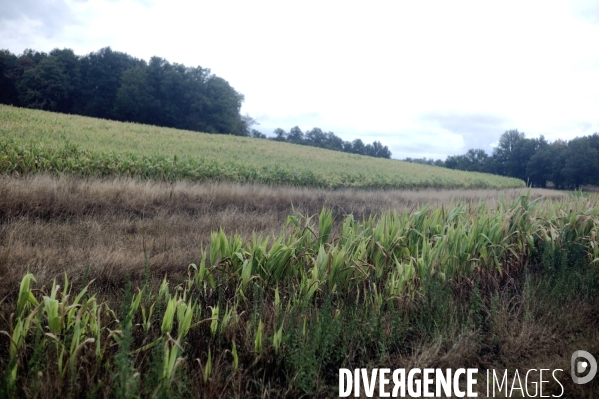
2,0,599,160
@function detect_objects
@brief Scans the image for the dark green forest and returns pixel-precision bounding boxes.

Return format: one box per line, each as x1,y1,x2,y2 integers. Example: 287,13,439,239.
0,47,392,159
0,47,246,135
404,130,599,189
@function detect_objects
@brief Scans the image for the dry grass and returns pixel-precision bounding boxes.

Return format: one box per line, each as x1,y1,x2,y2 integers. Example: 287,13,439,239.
0,174,565,298
1,174,597,398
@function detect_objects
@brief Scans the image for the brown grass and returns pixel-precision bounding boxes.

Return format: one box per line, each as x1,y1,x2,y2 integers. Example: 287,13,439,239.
1,174,596,398
0,174,565,299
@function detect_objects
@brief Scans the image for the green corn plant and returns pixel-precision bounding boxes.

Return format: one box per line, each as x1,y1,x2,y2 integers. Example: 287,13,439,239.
161,296,178,335
220,305,235,335
66,300,96,379
89,300,102,358
1,307,39,387
16,273,39,319
188,251,208,288
209,306,219,337
42,296,61,335
125,287,144,328
163,334,184,382
318,208,333,246
203,349,212,383
273,322,283,355
176,300,195,341
140,302,155,332
159,274,169,300
254,319,263,355
274,287,281,310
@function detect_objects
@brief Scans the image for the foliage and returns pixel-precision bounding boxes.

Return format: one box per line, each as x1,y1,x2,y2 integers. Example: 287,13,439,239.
0,47,246,136
272,126,392,159
1,193,599,396
0,105,525,190
442,129,599,190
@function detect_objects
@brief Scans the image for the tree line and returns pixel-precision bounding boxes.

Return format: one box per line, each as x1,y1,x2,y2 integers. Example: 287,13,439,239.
403,129,599,189
262,126,391,158
0,47,247,135
0,47,393,159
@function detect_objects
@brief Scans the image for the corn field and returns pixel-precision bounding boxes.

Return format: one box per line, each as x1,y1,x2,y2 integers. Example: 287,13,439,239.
1,192,599,397
0,105,525,189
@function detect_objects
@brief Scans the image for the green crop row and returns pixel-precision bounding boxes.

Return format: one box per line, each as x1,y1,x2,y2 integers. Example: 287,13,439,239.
1,193,598,396
0,139,525,189
0,105,525,189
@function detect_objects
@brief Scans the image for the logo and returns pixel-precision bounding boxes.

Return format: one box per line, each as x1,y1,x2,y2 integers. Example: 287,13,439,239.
571,350,597,384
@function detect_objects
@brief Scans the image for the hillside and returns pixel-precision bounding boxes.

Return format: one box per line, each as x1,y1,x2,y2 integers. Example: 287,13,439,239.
0,105,524,189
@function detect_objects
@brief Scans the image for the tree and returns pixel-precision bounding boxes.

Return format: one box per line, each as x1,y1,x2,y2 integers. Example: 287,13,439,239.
251,129,266,139
325,132,344,151
273,128,287,141
561,137,599,189
199,76,245,135
287,126,304,142
445,154,471,170
305,127,325,146
79,47,140,118
351,139,365,155
0,50,18,105
113,66,158,123
492,129,525,176
464,149,488,171
368,141,391,158
240,113,259,136
48,48,81,112
525,148,549,187
17,56,70,111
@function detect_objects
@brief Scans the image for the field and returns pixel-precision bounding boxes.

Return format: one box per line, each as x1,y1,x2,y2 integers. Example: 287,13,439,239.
0,105,524,190
0,107,598,398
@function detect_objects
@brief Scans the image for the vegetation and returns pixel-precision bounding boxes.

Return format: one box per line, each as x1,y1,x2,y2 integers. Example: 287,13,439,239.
1,190,598,397
0,47,247,135
269,126,391,159
1,50,595,397
0,173,559,303
409,129,599,190
0,105,525,189
0,47,395,153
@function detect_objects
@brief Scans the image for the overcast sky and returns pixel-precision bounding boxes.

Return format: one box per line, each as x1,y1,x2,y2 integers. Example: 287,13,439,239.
2,0,599,159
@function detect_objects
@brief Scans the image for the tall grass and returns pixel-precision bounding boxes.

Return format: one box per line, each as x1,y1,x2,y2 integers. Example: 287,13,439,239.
1,192,598,397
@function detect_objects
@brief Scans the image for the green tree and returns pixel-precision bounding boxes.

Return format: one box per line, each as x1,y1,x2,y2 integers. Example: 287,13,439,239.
0,50,18,105
273,128,287,141
113,65,158,123
562,137,599,189
351,139,365,155
288,126,304,142
48,48,81,112
526,147,553,187
324,132,344,151
199,76,245,135
305,128,325,145
17,56,70,111
492,129,525,176
251,129,266,139
79,47,140,118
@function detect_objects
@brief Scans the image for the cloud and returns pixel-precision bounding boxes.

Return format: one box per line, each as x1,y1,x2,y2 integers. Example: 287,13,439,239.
419,112,512,154
0,0,76,39
572,0,599,24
